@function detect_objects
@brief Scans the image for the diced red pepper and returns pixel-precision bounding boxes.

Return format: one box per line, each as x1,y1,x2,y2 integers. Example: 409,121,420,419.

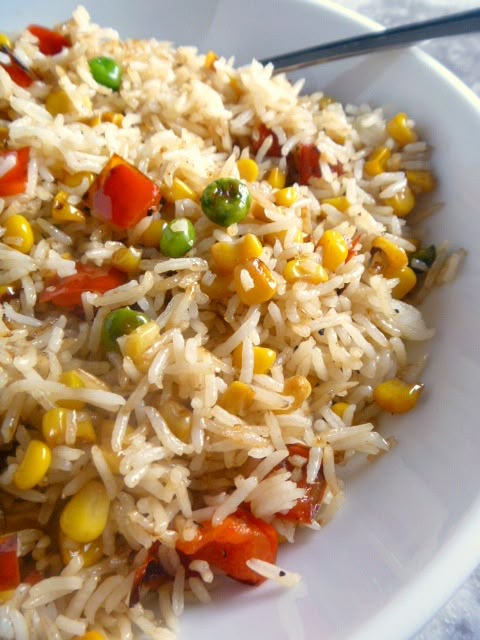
86,154,161,230
275,444,326,525
1,61,34,88
27,25,70,56
39,264,127,308
0,534,20,591
129,542,168,607
251,124,282,157
176,509,278,585
287,144,322,186
23,570,44,586
0,147,30,197
346,234,362,263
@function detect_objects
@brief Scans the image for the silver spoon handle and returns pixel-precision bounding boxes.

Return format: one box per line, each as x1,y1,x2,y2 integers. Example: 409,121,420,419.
259,8,480,73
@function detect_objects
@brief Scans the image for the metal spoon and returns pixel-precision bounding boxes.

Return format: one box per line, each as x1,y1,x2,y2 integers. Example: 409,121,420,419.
259,8,480,73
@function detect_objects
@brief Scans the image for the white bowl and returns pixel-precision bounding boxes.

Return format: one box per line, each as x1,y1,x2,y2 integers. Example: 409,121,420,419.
5,2,480,638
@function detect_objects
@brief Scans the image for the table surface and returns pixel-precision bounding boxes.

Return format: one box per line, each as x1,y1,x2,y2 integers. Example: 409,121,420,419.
332,3,480,637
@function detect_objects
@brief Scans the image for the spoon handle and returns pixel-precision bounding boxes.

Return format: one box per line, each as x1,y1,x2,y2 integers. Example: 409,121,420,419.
259,8,480,73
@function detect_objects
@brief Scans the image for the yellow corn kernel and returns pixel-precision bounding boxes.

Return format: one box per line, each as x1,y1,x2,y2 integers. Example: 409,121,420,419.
211,233,263,273
406,170,436,194
386,113,418,146
266,168,286,189
45,90,73,117
233,258,277,305
60,480,110,544
159,399,192,443
0,127,8,148
275,186,297,207
86,115,101,127
264,228,303,247
99,420,134,473
364,146,391,177
124,321,160,373
319,230,348,272
321,196,350,213
52,191,86,224
372,237,408,270
373,378,424,414
0,33,12,49
0,283,17,299
237,158,259,183
111,247,141,274
204,50,218,70
283,257,328,285
101,112,123,127
58,370,86,410
276,376,312,414
162,177,196,203
62,171,95,189
219,381,255,416
0,591,14,604
59,530,103,568
232,344,277,375
319,95,334,109
3,215,34,254
384,265,417,299
202,273,232,300
384,186,415,217
75,632,107,640
42,408,96,447
250,201,269,221
331,402,350,419
141,219,166,248
13,440,51,491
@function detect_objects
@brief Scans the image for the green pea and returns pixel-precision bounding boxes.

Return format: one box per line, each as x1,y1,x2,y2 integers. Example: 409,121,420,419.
160,218,196,258
88,57,122,91
101,307,149,352
408,244,436,273
200,178,251,227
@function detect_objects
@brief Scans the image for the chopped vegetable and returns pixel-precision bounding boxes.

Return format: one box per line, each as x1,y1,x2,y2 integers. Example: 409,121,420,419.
45,90,73,116
27,25,70,55
266,167,286,189
319,230,348,272
232,344,277,375
384,265,417,299
110,247,141,274
42,408,96,446
219,381,255,416
60,480,110,543
276,376,312,414
406,170,436,194
141,219,166,247
0,147,30,197
211,233,263,273
52,191,86,224
409,244,437,272
58,370,86,410
58,530,103,569
161,177,196,203
39,264,127,308
251,124,282,157
101,307,150,352
176,509,278,585
0,34,12,49
373,378,424,414
275,186,297,207
236,158,259,182
1,58,34,87
331,402,350,419
159,399,193,443
283,257,328,285
129,541,167,606
0,533,20,591
364,146,391,177
86,154,160,229
160,218,196,257
13,440,51,490
287,144,322,185
3,214,34,254
384,186,416,217
201,178,251,227
386,112,418,146
233,257,277,305
88,56,122,91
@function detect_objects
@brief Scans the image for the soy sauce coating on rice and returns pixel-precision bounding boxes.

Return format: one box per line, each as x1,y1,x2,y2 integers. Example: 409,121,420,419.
0,8,463,640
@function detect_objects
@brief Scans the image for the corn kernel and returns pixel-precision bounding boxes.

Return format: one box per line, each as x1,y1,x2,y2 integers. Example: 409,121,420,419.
275,186,297,207
232,344,277,375
86,115,101,127
406,170,436,194
58,370,86,410
364,146,391,177
384,265,417,299
162,177,196,203
42,408,96,447
319,95,334,109
264,228,303,247
219,381,255,416
202,274,232,300
204,50,218,70
331,402,350,419
0,127,8,148
101,112,123,127
60,480,110,544
0,283,17,299
45,90,73,117
3,215,34,254
237,158,259,182
0,591,14,604
372,237,408,270
0,34,12,49
276,376,312,414
283,257,328,285
234,258,277,305
373,378,424,414
141,219,166,247
62,171,95,189
59,530,103,568
75,632,107,640
52,191,86,224
99,420,134,473
266,168,286,189
124,321,160,373
250,201,269,221
111,247,141,274
211,233,263,273
159,399,192,443
321,196,350,213
387,113,418,146
383,186,415,217
319,230,348,271
13,440,51,490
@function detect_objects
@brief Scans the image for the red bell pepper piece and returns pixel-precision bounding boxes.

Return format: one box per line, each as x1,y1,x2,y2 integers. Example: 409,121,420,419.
0,533,20,591
0,147,30,197
129,542,168,606
39,264,127,308
86,155,161,230
176,509,278,585
1,61,34,88
27,25,70,56
275,444,326,525
251,124,282,157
